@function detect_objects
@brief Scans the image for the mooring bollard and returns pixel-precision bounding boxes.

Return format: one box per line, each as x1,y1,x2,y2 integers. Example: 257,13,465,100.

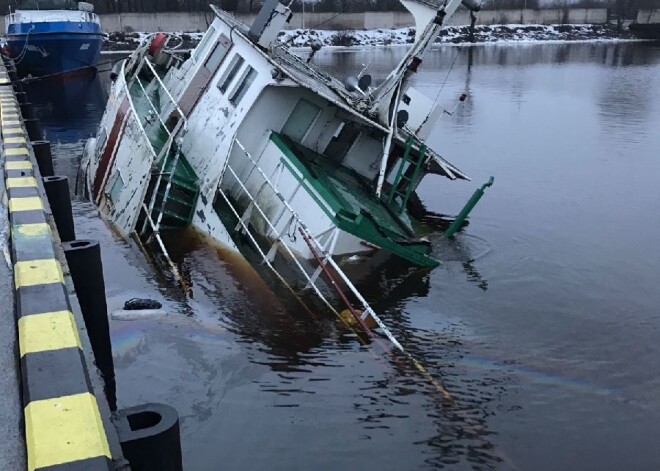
20,101,35,120
116,403,183,471
63,239,117,411
31,140,54,176
43,176,76,242
24,118,43,141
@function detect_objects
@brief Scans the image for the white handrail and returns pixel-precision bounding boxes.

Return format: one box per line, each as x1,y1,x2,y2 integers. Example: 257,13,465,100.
133,73,177,143
141,203,189,293
231,138,405,352
131,58,191,236
216,184,338,317
222,164,338,314
154,142,184,231
143,58,188,126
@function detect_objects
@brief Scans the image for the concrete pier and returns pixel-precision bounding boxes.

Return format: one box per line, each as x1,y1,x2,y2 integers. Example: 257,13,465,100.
0,64,127,471
0,162,25,471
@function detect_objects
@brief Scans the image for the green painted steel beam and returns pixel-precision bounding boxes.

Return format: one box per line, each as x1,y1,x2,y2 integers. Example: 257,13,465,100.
445,176,494,238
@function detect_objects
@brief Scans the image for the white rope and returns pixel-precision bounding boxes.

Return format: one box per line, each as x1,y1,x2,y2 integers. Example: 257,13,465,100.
11,25,36,66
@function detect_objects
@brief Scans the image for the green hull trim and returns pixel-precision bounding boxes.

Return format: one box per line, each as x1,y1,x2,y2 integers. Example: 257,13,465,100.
270,133,439,268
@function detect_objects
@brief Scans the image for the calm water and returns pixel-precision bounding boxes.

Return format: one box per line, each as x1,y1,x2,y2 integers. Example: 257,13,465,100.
26,42,660,470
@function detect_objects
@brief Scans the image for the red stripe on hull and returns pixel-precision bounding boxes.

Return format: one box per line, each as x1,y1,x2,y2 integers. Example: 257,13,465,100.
93,96,130,202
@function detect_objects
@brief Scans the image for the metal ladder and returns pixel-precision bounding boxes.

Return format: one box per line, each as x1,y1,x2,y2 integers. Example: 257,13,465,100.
387,135,427,213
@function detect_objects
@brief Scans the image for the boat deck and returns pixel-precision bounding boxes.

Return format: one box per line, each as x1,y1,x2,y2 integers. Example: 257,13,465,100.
271,133,439,267
126,72,437,267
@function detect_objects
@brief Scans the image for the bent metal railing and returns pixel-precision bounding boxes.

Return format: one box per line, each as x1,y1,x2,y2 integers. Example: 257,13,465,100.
121,55,191,292
218,138,405,352
117,57,449,397
129,57,189,238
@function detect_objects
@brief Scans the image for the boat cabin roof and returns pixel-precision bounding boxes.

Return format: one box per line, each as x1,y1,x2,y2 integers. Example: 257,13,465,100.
210,6,468,181
18,0,78,9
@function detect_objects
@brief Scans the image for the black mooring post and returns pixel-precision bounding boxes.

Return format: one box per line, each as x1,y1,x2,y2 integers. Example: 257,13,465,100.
116,403,183,471
63,239,117,411
43,176,76,242
20,101,35,120
15,91,27,104
12,81,23,93
24,118,43,141
8,69,17,82
32,140,54,177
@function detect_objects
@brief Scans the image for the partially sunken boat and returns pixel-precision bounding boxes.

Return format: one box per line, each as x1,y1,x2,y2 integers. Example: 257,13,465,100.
84,0,485,344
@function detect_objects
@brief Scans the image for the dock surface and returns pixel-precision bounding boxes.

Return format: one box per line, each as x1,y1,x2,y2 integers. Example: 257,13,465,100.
0,172,25,470
0,64,124,471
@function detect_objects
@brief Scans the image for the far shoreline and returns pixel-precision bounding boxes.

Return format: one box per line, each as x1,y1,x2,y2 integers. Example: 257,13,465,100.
101,24,650,53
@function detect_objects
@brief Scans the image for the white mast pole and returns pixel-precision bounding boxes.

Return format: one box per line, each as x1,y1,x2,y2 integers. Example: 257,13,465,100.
373,0,468,198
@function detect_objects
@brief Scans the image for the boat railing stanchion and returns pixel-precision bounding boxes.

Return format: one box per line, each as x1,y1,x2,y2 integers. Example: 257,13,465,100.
226,139,409,350
445,176,495,238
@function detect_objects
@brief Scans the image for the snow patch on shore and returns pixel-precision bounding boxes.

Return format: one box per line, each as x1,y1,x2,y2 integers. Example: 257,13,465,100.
102,24,638,52
277,24,634,48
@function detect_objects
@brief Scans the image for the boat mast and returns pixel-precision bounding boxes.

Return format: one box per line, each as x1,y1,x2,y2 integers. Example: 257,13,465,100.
372,0,479,198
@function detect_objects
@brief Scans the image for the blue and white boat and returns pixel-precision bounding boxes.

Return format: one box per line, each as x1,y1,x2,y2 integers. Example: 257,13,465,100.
4,0,103,76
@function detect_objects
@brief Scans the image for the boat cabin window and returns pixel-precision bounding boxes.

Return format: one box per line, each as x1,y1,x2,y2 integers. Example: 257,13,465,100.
218,54,245,94
107,170,124,205
282,99,321,143
192,25,216,62
203,36,231,73
229,66,257,106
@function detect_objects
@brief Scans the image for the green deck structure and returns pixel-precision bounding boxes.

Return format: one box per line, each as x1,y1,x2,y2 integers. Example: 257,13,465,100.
271,133,440,268
130,77,199,228
127,74,437,267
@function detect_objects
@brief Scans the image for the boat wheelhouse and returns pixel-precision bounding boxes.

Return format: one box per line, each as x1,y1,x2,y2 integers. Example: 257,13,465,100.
84,0,484,343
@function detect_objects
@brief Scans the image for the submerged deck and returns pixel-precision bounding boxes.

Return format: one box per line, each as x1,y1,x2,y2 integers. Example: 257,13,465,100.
271,133,439,267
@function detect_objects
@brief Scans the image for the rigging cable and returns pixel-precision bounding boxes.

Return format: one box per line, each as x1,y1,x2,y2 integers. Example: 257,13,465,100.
5,24,36,66
418,47,462,130
0,54,132,86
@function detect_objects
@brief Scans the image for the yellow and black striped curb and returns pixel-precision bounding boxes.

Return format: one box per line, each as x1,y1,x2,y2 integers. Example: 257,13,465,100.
0,67,114,471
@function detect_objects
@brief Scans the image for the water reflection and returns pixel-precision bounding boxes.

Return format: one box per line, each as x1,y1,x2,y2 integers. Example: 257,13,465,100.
596,50,658,146
155,226,507,468
160,229,340,366
27,74,102,113
23,72,108,187
25,42,660,470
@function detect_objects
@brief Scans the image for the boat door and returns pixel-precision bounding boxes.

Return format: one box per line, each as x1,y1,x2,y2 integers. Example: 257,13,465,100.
178,33,232,117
